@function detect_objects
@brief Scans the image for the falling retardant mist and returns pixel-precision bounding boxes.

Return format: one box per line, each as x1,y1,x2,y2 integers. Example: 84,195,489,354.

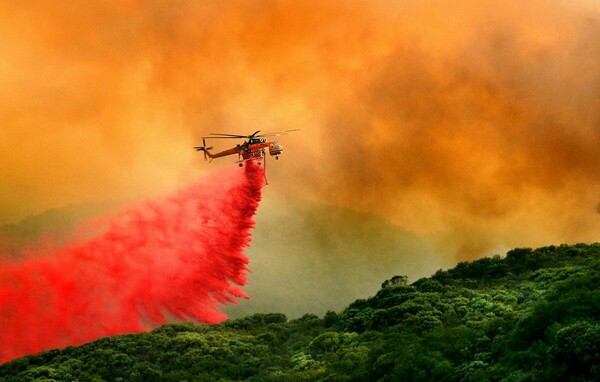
0,163,264,362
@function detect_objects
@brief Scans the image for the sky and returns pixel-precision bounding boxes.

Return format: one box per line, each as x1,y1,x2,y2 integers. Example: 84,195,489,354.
1,0,600,269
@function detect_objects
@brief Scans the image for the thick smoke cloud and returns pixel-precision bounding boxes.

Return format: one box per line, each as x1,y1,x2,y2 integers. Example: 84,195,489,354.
1,0,599,261
274,0,600,259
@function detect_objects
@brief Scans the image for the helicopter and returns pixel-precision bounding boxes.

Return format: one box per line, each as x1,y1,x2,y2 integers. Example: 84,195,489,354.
194,129,299,167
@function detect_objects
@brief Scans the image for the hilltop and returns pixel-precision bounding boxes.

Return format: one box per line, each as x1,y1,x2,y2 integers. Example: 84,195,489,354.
1,243,599,381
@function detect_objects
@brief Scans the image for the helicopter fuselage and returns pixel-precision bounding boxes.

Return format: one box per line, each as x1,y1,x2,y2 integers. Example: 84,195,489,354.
194,129,297,166
205,139,282,162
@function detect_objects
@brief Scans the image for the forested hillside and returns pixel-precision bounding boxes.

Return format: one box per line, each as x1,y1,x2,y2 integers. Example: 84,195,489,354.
1,243,600,381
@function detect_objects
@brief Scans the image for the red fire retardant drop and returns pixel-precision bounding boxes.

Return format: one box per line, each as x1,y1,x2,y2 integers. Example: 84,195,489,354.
0,163,264,362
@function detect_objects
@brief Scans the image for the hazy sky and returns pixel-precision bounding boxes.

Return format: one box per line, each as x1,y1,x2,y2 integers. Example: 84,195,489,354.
1,0,600,262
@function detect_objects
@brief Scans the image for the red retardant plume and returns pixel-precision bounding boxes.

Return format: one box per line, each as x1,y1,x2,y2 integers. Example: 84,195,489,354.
0,163,264,362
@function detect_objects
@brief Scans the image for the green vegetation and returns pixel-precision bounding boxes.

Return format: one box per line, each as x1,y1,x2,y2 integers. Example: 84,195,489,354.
2,243,600,381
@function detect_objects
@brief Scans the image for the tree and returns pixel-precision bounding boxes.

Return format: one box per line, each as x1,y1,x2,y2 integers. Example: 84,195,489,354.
553,321,600,380
381,275,408,289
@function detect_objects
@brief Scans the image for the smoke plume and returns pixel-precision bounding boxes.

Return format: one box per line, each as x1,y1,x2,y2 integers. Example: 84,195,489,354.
1,1,600,276
0,163,263,362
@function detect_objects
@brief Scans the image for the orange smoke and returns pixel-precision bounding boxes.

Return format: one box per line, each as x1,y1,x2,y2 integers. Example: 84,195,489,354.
1,0,599,260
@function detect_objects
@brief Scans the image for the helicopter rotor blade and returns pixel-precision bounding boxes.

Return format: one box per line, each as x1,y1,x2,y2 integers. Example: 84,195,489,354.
255,129,300,137
208,133,248,138
204,135,246,139
208,130,261,139
205,129,298,139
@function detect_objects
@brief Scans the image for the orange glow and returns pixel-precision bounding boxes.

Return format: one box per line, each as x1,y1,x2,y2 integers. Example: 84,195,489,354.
1,0,599,260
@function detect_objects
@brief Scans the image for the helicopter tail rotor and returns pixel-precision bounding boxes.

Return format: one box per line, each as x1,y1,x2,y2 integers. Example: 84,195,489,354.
194,138,213,161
